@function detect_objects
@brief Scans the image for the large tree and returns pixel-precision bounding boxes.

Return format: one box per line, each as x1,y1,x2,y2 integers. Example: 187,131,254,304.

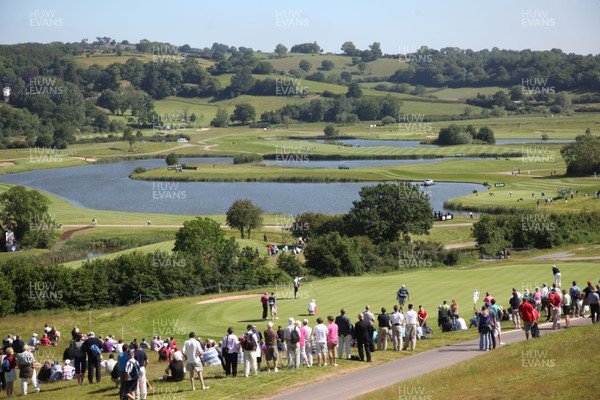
226,199,263,239
0,186,52,243
561,134,600,176
231,103,256,124
343,183,433,243
173,216,238,263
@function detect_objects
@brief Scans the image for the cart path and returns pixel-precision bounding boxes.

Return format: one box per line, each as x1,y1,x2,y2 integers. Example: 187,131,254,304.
266,318,592,400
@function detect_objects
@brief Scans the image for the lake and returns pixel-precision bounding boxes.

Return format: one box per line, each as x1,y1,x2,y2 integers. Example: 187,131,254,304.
0,158,486,215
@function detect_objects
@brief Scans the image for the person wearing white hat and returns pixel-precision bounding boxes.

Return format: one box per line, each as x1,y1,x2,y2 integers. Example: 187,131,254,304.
308,299,317,315
28,334,39,349
62,359,75,381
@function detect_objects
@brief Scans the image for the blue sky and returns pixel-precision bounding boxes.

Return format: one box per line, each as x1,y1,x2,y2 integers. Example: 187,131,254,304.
1,0,599,54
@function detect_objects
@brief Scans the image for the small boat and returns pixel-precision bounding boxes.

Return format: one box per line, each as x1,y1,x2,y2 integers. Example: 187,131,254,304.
423,179,434,186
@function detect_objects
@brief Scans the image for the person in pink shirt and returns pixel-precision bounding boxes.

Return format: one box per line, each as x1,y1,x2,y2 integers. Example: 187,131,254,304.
532,287,542,311
483,292,493,307
294,320,306,368
326,316,339,367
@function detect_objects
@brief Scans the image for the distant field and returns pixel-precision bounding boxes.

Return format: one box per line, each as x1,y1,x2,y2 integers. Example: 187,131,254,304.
428,86,507,100
263,53,403,78
72,51,215,68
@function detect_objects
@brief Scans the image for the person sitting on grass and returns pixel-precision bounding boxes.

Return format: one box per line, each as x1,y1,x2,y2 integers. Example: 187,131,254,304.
40,334,51,347
162,350,185,382
202,340,222,367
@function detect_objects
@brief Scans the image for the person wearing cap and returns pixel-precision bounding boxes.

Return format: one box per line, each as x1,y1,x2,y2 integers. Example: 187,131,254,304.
396,284,410,311
62,359,75,381
242,325,259,377
182,332,208,390
82,331,103,384
283,318,297,368
548,285,562,329
308,299,317,316
263,322,279,372
17,344,40,395
28,334,39,350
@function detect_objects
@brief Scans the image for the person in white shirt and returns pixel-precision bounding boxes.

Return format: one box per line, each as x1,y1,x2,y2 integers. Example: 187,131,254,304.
403,304,418,351
313,318,328,367
101,353,117,376
242,325,259,377
390,304,405,351
182,332,208,391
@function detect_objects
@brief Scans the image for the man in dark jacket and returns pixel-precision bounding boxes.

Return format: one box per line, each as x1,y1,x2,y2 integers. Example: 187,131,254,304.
354,313,373,362
82,331,103,384
334,308,353,360
10,335,25,354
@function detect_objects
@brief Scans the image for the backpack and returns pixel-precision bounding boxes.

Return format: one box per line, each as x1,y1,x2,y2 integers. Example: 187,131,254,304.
110,362,120,380
244,334,256,351
128,361,140,380
2,357,12,372
158,348,168,362
90,343,102,358
290,329,300,345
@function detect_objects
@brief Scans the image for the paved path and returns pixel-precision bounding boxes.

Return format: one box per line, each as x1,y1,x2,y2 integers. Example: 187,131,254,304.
444,241,476,249
267,318,592,400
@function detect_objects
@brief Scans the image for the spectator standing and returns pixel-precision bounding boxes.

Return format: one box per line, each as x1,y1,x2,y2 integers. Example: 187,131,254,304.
354,313,373,362
390,305,404,351
335,309,353,360
221,327,239,378
403,304,418,351
376,307,391,351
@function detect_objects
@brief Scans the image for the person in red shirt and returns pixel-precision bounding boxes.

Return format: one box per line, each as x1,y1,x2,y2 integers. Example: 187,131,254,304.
260,292,269,320
518,298,536,340
40,333,51,346
418,305,428,328
548,288,562,329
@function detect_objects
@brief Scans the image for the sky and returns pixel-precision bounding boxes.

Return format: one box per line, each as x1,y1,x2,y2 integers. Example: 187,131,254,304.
1,0,599,54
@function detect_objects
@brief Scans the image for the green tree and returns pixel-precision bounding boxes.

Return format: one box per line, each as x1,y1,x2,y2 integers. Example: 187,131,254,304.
323,124,339,137
304,232,363,276
553,92,572,113
344,183,433,243
321,60,335,70
0,186,51,243
225,199,263,239
276,252,305,277
274,43,288,57
346,82,363,98
229,67,255,96
560,135,600,176
340,71,352,82
165,153,179,166
231,103,256,124
173,216,238,263
299,60,312,73
210,108,230,127
123,127,135,150
341,41,359,56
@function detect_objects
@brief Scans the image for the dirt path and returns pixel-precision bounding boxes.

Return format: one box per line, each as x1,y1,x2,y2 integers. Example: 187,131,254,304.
266,318,592,400
196,293,258,305
444,241,477,249
60,226,93,240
